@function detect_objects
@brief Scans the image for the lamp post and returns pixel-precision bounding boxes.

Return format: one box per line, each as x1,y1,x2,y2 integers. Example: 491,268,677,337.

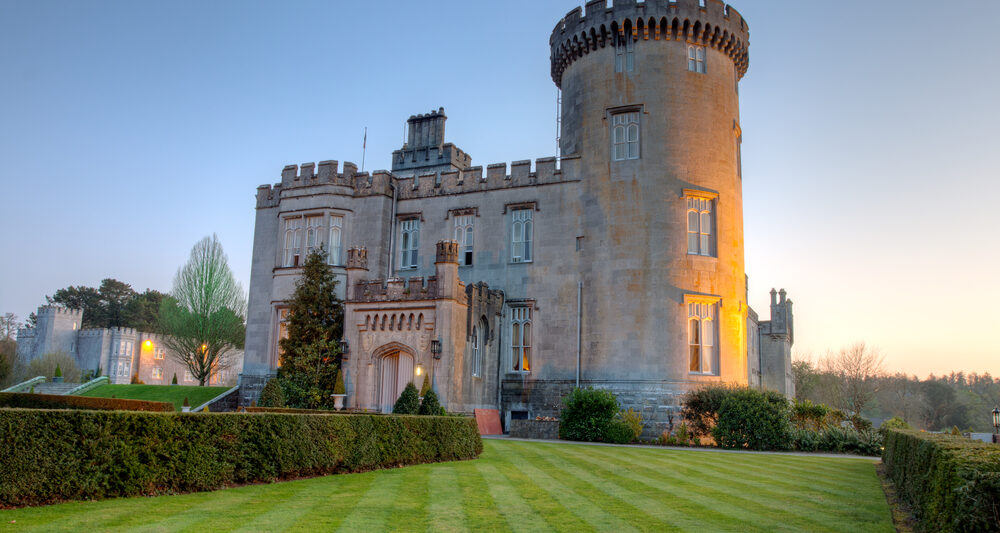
430,339,442,360
992,407,999,444
339,339,350,360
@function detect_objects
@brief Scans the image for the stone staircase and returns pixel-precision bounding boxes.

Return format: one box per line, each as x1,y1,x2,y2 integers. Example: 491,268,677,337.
32,382,80,395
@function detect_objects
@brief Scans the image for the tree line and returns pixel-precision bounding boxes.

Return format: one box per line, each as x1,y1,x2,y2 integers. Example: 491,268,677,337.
794,343,1000,433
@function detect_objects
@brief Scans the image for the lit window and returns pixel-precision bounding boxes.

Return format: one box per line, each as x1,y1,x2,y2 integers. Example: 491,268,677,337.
511,209,533,263
688,301,717,374
152,367,163,380
612,112,640,161
615,35,634,73
283,217,303,267
510,307,532,372
276,307,289,366
688,45,706,74
399,218,420,269
329,215,343,265
184,370,195,383
454,215,474,266
154,347,165,360
686,196,714,257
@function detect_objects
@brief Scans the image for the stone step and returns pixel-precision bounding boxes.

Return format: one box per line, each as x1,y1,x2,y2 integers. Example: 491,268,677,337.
32,383,80,395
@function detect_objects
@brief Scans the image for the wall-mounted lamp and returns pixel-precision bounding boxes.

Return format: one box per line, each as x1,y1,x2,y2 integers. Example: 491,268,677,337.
431,338,442,359
415,364,424,377
340,339,350,360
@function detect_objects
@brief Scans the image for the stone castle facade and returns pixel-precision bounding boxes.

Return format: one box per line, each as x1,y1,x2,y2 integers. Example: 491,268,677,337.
16,305,240,386
241,0,794,434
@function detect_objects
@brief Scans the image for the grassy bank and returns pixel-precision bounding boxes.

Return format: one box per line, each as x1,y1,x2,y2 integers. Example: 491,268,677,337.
79,384,228,411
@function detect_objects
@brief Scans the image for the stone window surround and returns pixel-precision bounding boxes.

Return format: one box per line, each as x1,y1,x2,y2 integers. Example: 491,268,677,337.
397,213,422,270
277,208,350,269
682,188,719,259
508,302,534,374
604,104,645,163
683,293,722,376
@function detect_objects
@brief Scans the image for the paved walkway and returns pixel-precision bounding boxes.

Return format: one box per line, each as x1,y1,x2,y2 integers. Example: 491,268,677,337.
483,434,881,461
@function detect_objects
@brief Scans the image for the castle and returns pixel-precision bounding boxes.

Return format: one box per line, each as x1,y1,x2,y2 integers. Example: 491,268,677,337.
241,0,794,434
16,306,241,387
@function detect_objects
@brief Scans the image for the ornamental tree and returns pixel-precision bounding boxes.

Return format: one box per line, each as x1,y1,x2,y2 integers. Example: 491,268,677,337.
278,247,343,409
159,235,246,386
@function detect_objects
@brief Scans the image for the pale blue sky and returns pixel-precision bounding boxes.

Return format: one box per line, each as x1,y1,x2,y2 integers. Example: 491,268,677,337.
2,0,997,377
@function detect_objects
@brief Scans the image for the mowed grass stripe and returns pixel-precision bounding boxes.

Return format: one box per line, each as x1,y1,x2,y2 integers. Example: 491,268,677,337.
509,441,681,532
556,443,843,533
475,463,552,532
497,442,640,533
384,463,432,533
488,443,598,532
519,442,707,531
426,464,469,533
585,446,867,528
454,458,507,531
334,468,405,533
283,472,377,532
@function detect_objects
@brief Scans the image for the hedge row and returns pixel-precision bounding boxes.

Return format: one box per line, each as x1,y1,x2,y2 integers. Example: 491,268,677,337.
883,429,1000,532
242,407,381,415
0,409,483,507
0,392,173,412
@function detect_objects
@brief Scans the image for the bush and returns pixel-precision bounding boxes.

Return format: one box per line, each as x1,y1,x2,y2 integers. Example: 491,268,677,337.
791,426,882,456
558,387,622,443
883,429,1000,532
333,370,346,395
418,388,442,416
879,416,910,435
711,388,791,451
676,422,691,446
54,365,62,378
680,384,742,437
26,352,81,384
0,409,483,507
392,382,420,414
0,392,173,412
130,373,145,385
791,399,830,430
603,420,635,444
257,378,286,408
419,374,431,397
620,408,643,442
850,413,873,432
171,373,178,385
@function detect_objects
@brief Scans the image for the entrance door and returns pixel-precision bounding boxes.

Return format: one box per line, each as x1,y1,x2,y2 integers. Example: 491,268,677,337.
378,351,414,413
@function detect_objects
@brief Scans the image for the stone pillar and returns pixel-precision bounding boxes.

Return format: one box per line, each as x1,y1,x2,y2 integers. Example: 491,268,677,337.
345,247,369,300
434,240,460,300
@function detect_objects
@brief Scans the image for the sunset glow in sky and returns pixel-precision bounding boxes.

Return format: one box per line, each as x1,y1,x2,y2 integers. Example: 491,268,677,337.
1,0,997,378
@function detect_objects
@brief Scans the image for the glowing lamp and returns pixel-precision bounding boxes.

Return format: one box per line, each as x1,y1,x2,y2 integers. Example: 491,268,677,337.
415,364,424,377
992,407,999,434
201,344,208,352
144,340,152,349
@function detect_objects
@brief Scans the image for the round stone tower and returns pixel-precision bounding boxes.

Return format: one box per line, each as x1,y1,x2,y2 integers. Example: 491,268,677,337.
550,0,751,392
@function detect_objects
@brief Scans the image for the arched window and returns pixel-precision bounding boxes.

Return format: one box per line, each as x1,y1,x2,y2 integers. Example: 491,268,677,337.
454,215,474,266
511,306,532,372
380,315,386,331
399,218,420,269
408,314,414,330
329,215,343,265
615,33,634,73
471,324,480,377
511,209,533,263
283,217,303,266
686,196,714,256
611,111,640,161
688,302,717,374
688,45,706,73
305,215,326,258
417,314,423,330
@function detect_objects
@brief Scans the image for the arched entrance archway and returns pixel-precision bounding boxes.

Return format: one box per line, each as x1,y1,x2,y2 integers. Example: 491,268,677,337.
374,343,415,413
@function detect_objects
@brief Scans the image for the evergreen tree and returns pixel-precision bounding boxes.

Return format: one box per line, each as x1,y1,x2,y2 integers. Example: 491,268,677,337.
393,382,420,414
418,387,442,416
419,373,431,397
258,378,285,408
278,247,343,409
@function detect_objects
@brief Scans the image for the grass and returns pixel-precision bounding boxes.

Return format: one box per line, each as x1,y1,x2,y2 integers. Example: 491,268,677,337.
79,384,229,411
0,439,892,532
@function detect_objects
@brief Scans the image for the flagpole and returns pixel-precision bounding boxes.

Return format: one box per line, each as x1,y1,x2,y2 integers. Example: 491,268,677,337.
361,127,367,173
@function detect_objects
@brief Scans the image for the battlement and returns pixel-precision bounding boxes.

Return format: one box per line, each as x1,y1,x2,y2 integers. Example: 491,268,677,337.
550,0,750,87
256,160,397,208
350,276,441,303
16,327,35,339
346,247,369,270
435,240,460,264
78,328,108,338
109,327,137,337
395,154,580,200
36,305,83,318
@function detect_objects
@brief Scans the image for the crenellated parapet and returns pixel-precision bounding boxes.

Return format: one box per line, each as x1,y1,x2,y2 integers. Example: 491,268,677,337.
346,247,369,270
549,0,750,87
255,160,397,209
395,154,580,200
77,329,108,338
36,306,83,318
351,276,441,303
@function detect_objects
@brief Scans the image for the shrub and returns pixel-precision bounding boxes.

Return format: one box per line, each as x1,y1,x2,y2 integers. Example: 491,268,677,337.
54,365,62,378
791,426,882,456
558,387,621,442
603,419,635,444
676,422,691,446
392,383,420,414
711,388,791,451
620,408,643,441
879,416,910,435
419,373,431,397
850,413,873,432
0,409,483,507
182,397,190,408
680,384,742,437
130,373,145,385
333,370,346,395
791,399,830,430
0,392,173,412
258,378,286,408
418,387,442,416
883,429,1000,532
172,373,178,385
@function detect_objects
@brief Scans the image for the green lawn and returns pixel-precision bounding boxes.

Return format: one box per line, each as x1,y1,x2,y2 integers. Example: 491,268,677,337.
0,439,892,532
79,384,229,411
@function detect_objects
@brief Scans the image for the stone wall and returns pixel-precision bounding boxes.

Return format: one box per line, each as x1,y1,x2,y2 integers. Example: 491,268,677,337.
509,419,559,440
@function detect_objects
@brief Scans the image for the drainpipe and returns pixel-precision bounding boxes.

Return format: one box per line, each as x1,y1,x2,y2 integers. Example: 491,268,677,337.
576,280,582,388
387,181,397,280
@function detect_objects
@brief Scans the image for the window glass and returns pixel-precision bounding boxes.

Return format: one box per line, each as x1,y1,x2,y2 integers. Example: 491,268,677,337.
686,197,715,257
511,210,533,263
688,302,718,374
510,307,532,372
612,112,639,161
454,215,474,266
400,219,420,269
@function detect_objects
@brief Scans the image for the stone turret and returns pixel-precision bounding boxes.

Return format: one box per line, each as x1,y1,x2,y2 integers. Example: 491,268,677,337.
434,240,461,300
760,288,794,397
391,108,472,178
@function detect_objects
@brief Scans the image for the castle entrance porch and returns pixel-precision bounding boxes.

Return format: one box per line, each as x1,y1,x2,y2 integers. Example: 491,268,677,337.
377,349,414,413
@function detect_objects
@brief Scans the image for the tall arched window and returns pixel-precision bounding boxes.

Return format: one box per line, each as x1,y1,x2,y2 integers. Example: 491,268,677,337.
688,45,706,73
612,112,640,161
511,307,532,372
686,196,714,257
511,209,533,263
329,215,343,265
283,217,303,266
688,301,717,374
454,215,474,266
399,219,420,269
305,215,326,258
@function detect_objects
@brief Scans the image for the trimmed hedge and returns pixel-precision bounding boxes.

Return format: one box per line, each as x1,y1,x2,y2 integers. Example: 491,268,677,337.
0,392,173,412
0,409,483,507
883,429,1000,532
243,406,382,415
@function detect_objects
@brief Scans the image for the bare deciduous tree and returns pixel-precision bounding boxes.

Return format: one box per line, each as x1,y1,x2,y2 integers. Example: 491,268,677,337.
821,341,885,415
0,313,21,341
159,235,246,386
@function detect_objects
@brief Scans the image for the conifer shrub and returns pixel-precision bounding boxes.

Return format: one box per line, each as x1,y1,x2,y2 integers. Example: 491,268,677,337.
0,409,482,507
172,373,178,385
182,397,190,408
711,388,791,451
884,429,1000,531
558,387,623,443
418,387,442,416
392,382,420,414
333,370,346,395
257,378,285,408
419,373,431,397
54,365,62,378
